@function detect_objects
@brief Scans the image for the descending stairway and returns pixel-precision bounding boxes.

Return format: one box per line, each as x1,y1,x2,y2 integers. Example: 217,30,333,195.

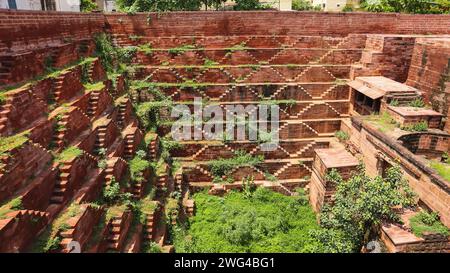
50,164,71,204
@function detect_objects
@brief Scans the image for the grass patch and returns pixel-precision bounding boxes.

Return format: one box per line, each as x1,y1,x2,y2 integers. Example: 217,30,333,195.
0,197,23,219
429,160,450,182
129,154,150,181
409,211,449,238
54,146,83,164
31,203,83,252
0,131,29,157
208,150,264,183
173,188,323,253
84,81,105,92
363,112,398,133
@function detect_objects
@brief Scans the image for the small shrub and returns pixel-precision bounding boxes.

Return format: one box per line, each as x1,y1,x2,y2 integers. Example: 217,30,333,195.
103,176,121,204
410,211,449,238
409,98,426,108
335,130,349,142
389,99,399,106
55,146,83,163
402,121,428,132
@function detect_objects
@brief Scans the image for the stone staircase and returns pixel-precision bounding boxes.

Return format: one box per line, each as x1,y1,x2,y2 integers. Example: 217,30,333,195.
50,164,72,204
117,101,127,129
107,216,123,251
123,134,135,160
94,125,107,154
87,90,101,118
52,114,69,150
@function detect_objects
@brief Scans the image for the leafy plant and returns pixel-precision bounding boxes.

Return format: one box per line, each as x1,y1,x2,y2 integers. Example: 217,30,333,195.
409,211,449,237
172,188,324,253
208,150,264,182
315,164,417,252
102,176,121,204
409,98,426,108
80,0,98,12
335,130,349,142
389,99,399,106
401,121,428,132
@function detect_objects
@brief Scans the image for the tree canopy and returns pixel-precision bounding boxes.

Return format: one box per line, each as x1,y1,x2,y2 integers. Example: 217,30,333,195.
361,0,450,14
312,164,417,252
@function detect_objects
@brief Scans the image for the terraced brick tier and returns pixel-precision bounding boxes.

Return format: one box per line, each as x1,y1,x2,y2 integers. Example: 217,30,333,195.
113,34,367,49
134,65,351,84
132,83,350,102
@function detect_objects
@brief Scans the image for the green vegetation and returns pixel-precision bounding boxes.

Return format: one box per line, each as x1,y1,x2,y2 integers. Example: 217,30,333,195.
364,112,398,133
361,0,449,14
233,0,272,10
401,121,428,132
292,0,322,11
129,151,151,181
115,0,225,12
80,0,98,12
0,131,29,157
208,150,264,183
389,99,399,106
84,81,105,91
408,98,426,108
135,100,173,130
102,176,122,204
429,160,450,181
138,43,154,56
173,188,323,253
168,44,197,55
226,42,249,52
334,130,349,142
313,164,416,252
54,146,83,164
0,197,23,219
409,211,449,237
32,203,83,252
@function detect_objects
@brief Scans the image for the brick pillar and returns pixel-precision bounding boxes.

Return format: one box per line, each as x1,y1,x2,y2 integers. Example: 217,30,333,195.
309,148,359,213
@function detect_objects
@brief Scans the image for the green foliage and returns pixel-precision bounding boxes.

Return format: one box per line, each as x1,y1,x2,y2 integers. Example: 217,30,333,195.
410,211,449,237
334,130,349,142
316,164,417,252
292,0,319,11
401,121,428,132
0,132,29,157
94,33,117,73
102,176,122,204
129,152,150,181
116,0,205,12
342,4,354,12
208,150,264,182
408,98,426,108
80,0,98,12
55,146,83,163
389,99,399,106
233,0,264,10
361,0,449,14
226,42,248,52
32,203,82,252
173,188,324,253
429,160,450,181
0,197,23,219
138,43,154,55
117,46,138,64
364,112,398,133
203,58,219,67
135,100,173,130
167,44,197,55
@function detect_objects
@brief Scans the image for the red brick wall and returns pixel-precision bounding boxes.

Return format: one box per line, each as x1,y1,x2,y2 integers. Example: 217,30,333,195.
105,11,450,37
0,9,104,52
